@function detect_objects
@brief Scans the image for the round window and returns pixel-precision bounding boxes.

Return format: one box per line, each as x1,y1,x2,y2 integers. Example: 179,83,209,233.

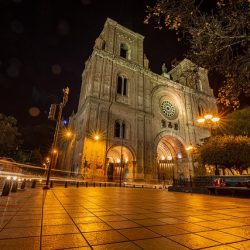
160,100,177,119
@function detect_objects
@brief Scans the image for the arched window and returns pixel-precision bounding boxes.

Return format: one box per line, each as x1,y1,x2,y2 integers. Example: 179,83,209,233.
122,122,125,138
102,41,106,50
161,120,166,128
117,75,127,96
198,105,204,116
120,43,128,59
114,121,120,138
114,121,126,139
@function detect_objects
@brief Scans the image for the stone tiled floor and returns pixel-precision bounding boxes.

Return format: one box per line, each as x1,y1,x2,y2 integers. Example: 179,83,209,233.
0,187,250,249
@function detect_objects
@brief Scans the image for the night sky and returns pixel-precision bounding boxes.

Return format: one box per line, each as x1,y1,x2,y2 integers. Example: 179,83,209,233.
0,0,187,128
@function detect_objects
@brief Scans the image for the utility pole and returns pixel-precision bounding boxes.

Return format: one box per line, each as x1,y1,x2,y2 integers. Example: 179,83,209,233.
43,87,69,190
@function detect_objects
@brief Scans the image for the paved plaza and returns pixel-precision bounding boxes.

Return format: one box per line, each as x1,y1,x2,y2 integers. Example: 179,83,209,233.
0,187,250,250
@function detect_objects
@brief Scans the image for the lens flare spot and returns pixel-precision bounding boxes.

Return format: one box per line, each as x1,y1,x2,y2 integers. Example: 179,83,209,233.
29,107,40,117
51,64,62,75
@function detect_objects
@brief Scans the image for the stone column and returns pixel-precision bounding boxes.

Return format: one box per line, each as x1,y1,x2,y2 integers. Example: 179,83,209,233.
132,160,137,181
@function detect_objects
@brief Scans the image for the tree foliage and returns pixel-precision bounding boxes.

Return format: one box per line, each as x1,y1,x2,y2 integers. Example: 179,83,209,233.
0,113,22,156
30,148,43,165
222,107,250,136
145,0,250,109
20,123,54,156
199,135,250,173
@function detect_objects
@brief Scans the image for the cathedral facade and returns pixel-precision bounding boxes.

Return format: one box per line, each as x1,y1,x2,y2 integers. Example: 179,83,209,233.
64,18,217,182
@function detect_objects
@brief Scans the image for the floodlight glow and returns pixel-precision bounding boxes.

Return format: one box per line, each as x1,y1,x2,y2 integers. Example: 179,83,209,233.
186,146,194,151
177,153,182,159
212,117,220,122
197,118,205,123
204,114,213,120
94,135,100,140
66,131,72,137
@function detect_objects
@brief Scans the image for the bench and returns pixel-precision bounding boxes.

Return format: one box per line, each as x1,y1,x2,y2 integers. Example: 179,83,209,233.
207,186,250,197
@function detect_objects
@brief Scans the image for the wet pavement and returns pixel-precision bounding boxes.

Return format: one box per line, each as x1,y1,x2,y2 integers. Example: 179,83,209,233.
0,187,250,249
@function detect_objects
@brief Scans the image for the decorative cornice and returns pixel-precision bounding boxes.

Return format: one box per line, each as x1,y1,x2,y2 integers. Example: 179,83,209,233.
93,49,216,102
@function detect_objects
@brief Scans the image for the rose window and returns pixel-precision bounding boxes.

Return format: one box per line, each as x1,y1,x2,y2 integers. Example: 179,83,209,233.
161,101,177,119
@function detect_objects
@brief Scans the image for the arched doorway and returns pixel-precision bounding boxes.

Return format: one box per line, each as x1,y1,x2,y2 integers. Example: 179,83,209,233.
106,145,135,182
156,135,188,183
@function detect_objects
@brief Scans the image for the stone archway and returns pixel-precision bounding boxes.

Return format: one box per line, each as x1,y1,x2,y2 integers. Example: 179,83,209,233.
156,135,188,183
106,145,135,182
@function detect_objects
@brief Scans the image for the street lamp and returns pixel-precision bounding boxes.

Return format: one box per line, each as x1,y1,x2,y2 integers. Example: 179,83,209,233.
43,87,69,190
91,132,100,181
44,148,58,189
186,145,196,192
197,113,220,135
58,128,75,176
119,125,124,187
65,131,72,138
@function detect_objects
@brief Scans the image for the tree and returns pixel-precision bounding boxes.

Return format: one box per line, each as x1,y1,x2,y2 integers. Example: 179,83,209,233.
0,113,22,156
30,148,43,165
199,135,250,174
145,0,250,109
222,107,250,136
20,122,54,156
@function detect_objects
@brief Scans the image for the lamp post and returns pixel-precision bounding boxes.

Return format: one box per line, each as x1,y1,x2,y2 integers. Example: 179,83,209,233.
43,87,69,190
44,149,57,189
197,113,220,174
91,132,100,181
186,145,196,192
61,128,74,176
119,124,124,187
119,147,123,187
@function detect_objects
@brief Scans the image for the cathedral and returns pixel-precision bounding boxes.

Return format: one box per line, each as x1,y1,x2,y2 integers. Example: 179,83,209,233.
62,18,217,182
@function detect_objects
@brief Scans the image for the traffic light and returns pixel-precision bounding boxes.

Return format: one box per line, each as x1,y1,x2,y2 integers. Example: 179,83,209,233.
48,104,57,120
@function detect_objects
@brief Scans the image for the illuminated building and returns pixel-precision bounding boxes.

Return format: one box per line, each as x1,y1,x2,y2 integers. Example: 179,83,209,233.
64,18,217,181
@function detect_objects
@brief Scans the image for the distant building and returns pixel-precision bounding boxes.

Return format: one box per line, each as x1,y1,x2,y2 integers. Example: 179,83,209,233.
62,18,217,182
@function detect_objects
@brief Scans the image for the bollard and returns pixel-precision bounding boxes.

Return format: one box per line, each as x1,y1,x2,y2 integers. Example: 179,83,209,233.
104,183,106,187
11,181,18,192
86,182,88,187
1,180,12,196
50,180,53,188
31,180,36,188
21,180,26,189
93,182,95,187
65,181,68,188
99,183,101,187
76,182,79,188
